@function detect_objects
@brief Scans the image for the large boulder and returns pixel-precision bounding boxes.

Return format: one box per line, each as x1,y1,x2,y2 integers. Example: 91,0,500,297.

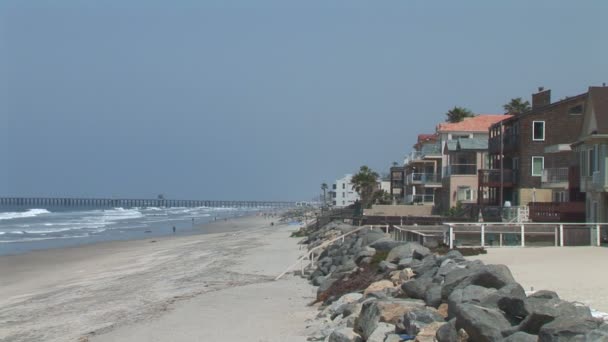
519,297,593,335
410,255,438,277
399,307,445,336
355,299,426,340
363,280,395,297
447,285,497,319
362,230,387,245
538,315,601,341
401,277,433,300
425,285,443,308
454,303,512,342
502,332,538,342
386,242,430,262
585,323,608,341
367,322,395,342
369,238,403,252
442,264,516,300
328,327,363,342
415,322,446,342
436,319,458,342
355,247,376,264
325,293,363,319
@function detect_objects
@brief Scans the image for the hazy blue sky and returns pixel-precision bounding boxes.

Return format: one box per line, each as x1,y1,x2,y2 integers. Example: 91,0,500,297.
1,1,606,201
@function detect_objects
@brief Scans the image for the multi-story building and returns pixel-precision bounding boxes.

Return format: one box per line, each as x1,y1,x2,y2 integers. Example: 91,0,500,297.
331,174,360,208
480,87,587,208
389,166,405,203
572,86,608,222
404,134,442,205
441,138,490,209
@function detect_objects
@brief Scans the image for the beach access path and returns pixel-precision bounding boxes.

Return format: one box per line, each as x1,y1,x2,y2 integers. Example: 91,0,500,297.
0,216,317,342
471,246,608,312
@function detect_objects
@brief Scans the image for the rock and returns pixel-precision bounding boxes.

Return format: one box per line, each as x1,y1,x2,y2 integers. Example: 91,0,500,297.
437,260,461,278
410,255,438,277
366,322,395,342
436,319,458,342
437,303,449,319
400,307,445,335
385,334,402,342
398,257,414,268
454,303,512,342
364,280,395,296
355,299,426,340
328,327,363,342
447,286,497,320
538,315,601,341
457,328,470,342
386,242,430,262
389,269,413,286
502,331,538,342
342,302,363,318
312,275,328,286
379,261,398,272
363,230,387,245
528,290,559,300
519,298,593,334
442,264,516,300
317,276,338,295
401,277,433,300
326,293,363,318
370,238,403,252
355,247,376,264
585,323,608,341
444,250,466,262
415,321,446,342
425,285,443,308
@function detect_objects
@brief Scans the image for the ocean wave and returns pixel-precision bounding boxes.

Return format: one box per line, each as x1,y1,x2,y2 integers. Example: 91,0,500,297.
0,209,51,221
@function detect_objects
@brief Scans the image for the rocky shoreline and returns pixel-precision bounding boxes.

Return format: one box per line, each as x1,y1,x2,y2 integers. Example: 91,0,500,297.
297,220,608,342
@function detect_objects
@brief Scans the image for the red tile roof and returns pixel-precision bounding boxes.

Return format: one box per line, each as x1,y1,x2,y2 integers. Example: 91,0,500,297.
436,114,512,133
417,134,438,143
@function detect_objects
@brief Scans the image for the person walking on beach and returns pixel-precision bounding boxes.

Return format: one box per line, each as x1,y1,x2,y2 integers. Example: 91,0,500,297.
172,226,176,234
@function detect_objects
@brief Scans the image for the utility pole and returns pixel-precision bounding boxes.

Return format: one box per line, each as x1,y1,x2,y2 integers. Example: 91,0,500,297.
499,121,504,208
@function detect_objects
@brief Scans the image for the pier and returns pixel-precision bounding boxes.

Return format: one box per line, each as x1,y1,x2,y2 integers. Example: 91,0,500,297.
0,197,297,209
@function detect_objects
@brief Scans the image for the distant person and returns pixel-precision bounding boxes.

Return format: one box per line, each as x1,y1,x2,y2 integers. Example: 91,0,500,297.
172,226,176,234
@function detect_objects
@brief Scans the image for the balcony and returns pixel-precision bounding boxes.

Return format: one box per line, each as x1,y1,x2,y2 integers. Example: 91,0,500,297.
478,169,516,187
406,173,441,186
446,164,478,176
528,202,585,223
405,194,435,205
541,168,569,188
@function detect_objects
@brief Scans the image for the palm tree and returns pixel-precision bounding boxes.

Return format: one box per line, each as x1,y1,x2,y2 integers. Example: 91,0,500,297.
321,183,328,207
351,165,380,209
445,107,474,123
503,98,531,115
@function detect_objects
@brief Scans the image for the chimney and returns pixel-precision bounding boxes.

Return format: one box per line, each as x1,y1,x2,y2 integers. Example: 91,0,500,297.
532,87,551,109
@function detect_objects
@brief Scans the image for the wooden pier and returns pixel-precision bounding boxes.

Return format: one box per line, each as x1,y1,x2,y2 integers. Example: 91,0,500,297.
0,197,297,209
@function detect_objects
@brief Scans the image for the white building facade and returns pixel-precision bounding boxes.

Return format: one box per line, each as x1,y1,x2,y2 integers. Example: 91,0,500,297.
332,174,360,208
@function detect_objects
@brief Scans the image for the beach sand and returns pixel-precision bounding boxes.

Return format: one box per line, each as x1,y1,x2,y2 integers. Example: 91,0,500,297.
0,216,317,342
471,247,608,312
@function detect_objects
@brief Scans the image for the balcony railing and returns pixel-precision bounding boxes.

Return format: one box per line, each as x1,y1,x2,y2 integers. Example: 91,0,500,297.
529,202,586,223
406,173,441,185
446,164,478,176
406,194,435,204
478,169,516,187
541,168,569,185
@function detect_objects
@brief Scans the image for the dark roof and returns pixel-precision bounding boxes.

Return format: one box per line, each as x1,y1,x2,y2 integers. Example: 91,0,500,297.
590,87,608,134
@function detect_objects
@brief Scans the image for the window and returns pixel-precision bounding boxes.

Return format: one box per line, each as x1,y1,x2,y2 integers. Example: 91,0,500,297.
342,183,345,189
553,191,568,202
332,184,336,190
532,121,545,141
568,105,583,115
532,156,544,176
342,192,345,198
457,186,472,201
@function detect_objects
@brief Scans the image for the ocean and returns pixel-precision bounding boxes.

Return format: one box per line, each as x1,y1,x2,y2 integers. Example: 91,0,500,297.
0,205,262,256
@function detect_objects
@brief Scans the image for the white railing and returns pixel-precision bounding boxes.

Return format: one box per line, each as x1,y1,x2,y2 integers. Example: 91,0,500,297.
392,225,444,246
275,224,372,280
443,222,608,249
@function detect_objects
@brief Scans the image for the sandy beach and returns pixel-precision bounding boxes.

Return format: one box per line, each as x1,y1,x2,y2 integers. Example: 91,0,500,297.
0,216,317,342
471,246,608,312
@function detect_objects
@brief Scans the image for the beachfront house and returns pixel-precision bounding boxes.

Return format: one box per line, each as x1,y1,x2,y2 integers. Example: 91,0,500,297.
441,137,489,210
403,134,442,206
389,165,405,203
572,86,608,222
331,174,360,208
479,87,588,222
434,115,507,213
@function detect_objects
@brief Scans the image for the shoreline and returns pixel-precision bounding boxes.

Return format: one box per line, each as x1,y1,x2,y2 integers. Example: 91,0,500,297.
0,211,265,257
0,215,317,342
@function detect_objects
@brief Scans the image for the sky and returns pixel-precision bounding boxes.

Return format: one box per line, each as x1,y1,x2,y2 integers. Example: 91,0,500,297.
1,1,606,201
